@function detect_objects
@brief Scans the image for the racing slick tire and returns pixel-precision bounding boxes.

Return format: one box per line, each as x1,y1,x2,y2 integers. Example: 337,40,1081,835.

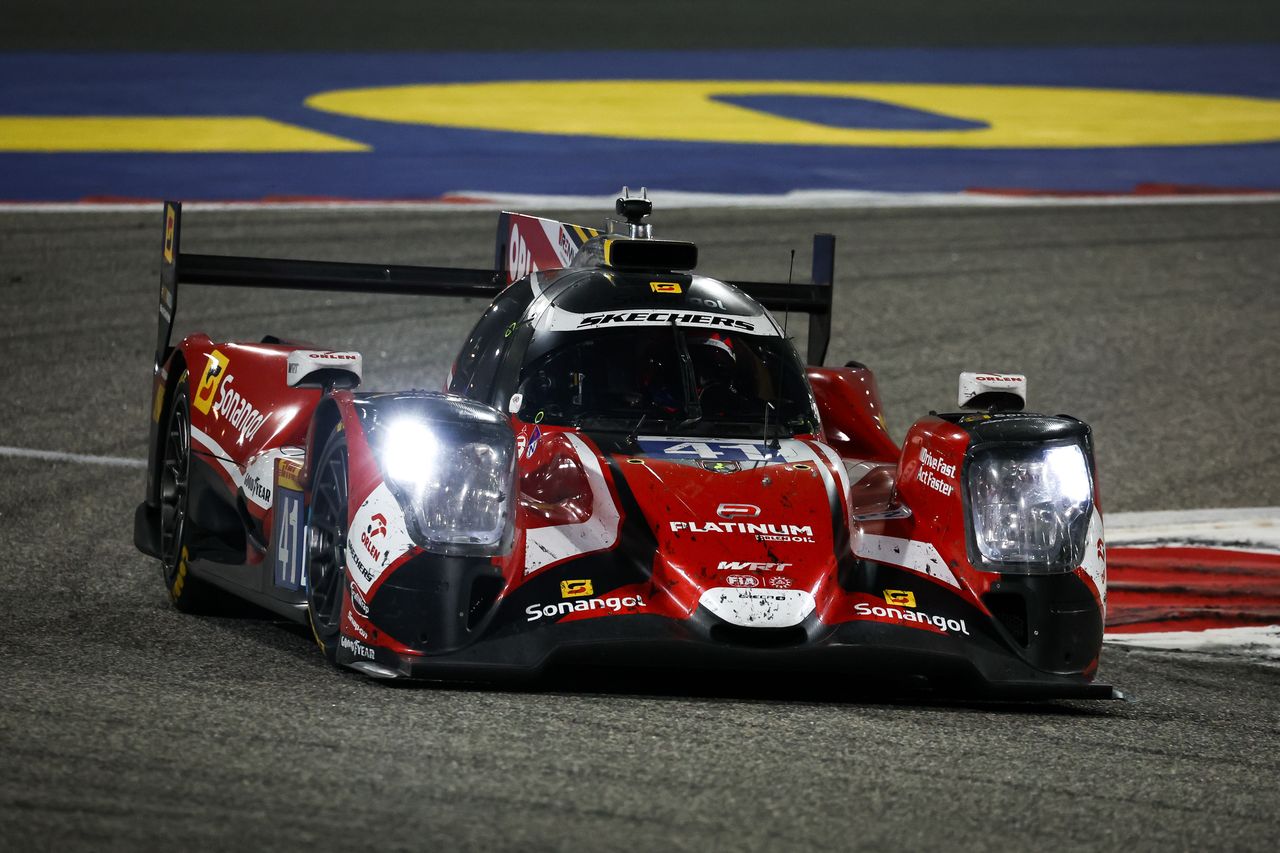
305,428,349,664
157,375,222,613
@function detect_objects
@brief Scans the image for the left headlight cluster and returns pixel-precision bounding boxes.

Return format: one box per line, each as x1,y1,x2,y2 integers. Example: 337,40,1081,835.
966,442,1093,573
376,412,517,556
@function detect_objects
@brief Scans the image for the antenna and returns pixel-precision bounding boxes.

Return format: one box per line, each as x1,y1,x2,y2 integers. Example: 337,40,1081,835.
762,249,797,449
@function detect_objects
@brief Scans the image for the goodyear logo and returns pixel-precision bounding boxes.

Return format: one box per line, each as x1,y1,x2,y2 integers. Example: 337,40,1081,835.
883,589,916,608
193,349,229,415
650,281,682,294
561,579,593,598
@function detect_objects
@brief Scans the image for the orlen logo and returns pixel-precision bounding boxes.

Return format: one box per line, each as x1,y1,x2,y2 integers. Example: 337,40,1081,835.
725,574,760,588
508,224,535,282
717,503,760,519
309,351,358,360
975,374,1022,383
361,513,387,561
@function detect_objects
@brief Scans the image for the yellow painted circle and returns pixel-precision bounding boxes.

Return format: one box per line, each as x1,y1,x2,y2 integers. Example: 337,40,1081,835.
306,80,1280,148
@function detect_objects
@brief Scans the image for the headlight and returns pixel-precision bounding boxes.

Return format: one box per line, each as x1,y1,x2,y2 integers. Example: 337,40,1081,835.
966,442,1093,572
377,415,516,556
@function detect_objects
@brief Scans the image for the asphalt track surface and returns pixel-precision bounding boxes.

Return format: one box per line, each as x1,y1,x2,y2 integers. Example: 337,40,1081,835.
2,203,1279,850
6,0,1280,50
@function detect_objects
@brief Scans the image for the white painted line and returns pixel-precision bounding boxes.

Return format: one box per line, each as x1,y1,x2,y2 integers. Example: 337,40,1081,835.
1107,506,1280,551
2,189,1279,213
1106,626,1280,660
0,445,146,468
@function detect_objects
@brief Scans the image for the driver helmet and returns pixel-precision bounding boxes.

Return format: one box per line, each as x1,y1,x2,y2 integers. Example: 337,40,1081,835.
689,331,737,391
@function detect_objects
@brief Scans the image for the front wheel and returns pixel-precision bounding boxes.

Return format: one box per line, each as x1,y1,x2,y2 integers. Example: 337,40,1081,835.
305,429,349,663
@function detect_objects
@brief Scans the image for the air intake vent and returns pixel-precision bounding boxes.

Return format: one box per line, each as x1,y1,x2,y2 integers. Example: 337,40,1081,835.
709,624,808,648
983,592,1029,646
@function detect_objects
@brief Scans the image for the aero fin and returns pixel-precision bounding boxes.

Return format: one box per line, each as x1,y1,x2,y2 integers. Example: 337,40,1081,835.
494,212,599,286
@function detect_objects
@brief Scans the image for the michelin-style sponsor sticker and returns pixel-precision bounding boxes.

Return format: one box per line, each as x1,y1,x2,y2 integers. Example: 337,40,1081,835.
638,439,784,463
540,307,775,335
525,593,647,621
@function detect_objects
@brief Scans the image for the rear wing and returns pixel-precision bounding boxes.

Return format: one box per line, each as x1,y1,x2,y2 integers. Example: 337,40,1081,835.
156,200,835,378
493,210,836,365
155,201,501,375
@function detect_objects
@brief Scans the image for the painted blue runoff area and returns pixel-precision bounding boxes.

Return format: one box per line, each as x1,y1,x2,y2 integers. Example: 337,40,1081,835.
1,46,1278,200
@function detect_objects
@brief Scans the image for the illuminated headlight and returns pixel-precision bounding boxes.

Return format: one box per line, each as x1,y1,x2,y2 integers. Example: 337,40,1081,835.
378,417,516,555
966,443,1093,572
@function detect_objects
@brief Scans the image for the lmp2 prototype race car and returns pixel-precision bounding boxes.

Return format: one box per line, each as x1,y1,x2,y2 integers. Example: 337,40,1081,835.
134,191,1117,698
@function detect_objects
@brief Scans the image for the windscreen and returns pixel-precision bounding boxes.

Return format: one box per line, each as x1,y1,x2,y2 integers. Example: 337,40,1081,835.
514,326,817,437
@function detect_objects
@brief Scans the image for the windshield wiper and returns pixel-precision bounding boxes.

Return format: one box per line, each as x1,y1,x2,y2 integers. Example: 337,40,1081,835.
670,317,702,429
625,412,647,447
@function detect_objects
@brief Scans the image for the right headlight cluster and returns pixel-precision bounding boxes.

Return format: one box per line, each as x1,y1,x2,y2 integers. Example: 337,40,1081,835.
376,412,517,557
966,442,1093,573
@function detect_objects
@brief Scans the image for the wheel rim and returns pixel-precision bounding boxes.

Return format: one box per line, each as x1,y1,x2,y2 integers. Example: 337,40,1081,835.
307,443,348,636
159,396,190,581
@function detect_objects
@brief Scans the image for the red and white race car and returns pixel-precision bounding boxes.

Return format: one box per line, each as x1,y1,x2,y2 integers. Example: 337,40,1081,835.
135,191,1115,698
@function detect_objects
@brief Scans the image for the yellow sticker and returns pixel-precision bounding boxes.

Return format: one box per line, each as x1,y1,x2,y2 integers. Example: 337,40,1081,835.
163,204,176,264
883,589,916,608
151,380,166,423
650,281,682,294
192,349,229,415
276,458,305,492
561,579,593,598
307,80,1280,149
